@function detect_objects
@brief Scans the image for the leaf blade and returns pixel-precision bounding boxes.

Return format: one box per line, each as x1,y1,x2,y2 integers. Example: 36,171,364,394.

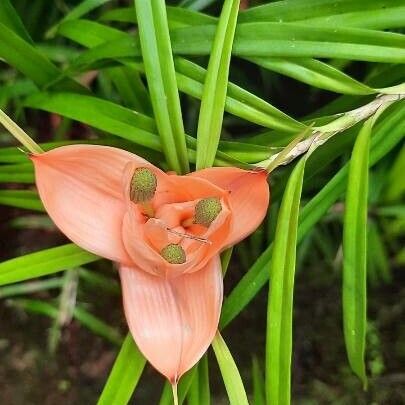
266,158,306,405
342,118,372,387
212,332,249,405
97,333,146,405
134,0,189,173
0,244,99,286
195,0,240,169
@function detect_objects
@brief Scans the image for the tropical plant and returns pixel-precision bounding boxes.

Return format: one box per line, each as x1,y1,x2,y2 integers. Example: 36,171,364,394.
0,0,404,404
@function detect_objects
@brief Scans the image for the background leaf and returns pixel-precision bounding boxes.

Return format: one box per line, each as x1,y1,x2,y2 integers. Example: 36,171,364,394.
342,117,373,388
134,0,189,173
97,333,146,405
266,158,306,405
212,332,249,405
195,0,240,169
0,244,98,286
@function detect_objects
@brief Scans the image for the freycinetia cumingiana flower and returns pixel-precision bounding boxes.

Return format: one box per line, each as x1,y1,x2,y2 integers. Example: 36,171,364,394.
31,144,269,384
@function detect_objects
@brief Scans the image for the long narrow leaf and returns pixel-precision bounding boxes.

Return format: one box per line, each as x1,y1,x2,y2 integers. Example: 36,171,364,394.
97,333,146,405
195,0,240,169
250,57,374,95
47,0,112,38
252,357,266,405
342,118,372,388
103,1,402,31
0,190,43,211
239,0,400,23
0,244,98,286
69,24,405,69
23,91,268,166
0,23,83,92
59,19,303,132
302,6,405,29
134,0,189,173
169,23,405,63
212,332,249,405
220,101,405,328
199,355,210,405
0,0,32,42
24,92,161,151
266,158,306,405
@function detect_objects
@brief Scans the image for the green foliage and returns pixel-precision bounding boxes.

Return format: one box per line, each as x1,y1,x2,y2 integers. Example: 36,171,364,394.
195,0,240,169
266,158,306,404
212,333,249,405
0,0,404,403
0,244,98,285
97,333,146,405
134,0,189,173
343,118,373,388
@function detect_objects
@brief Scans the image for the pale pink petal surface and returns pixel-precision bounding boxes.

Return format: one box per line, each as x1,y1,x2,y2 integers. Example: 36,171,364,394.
190,167,270,247
31,145,150,263
119,256,223,382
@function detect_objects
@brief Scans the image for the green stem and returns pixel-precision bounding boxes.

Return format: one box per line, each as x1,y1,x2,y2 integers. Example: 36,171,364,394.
257,91,405,170
0,109,44,154
172,383,179,405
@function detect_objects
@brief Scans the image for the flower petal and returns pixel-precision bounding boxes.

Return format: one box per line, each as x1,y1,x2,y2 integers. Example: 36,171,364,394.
31,145,151,263
119,256,223,382
189,168,270,247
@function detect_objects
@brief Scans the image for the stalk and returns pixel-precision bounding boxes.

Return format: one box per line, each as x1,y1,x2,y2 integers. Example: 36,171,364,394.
0,109,44,154
257,91,405,169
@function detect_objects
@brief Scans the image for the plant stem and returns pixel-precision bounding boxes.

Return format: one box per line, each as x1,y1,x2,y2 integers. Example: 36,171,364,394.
172,383,179,405
0,109,44,154
257,91,405,169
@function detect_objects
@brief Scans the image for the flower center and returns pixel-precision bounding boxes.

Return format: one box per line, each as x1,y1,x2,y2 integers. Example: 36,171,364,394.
195,197,222,227
130,167,157,217
160,243,186,264
182,197,222,228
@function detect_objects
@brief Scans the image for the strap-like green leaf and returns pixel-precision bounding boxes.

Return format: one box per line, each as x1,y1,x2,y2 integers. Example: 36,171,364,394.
59,19,302,132
134,0,189,173
106,66,152,114
102,1,402,31
0,22,84,92
175,57,304,132
23,91,270,166
0,190,43,211
199,356,210,404
220,101,405,328
212,332,249,405
97,333,146,405
239,0,400,23
195,0,240,169
47,0,112,38
301,6,405,29
0,0,32,42
249,57,374,95
252,357,266,405
24,92,161,151
170,23,405,63
266,158,306,405
0,244,98,286
343,118,372,388
0,163,34,183
100,5,216,26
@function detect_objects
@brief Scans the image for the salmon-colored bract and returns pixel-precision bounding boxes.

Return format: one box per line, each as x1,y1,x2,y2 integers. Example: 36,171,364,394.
31,145,269,383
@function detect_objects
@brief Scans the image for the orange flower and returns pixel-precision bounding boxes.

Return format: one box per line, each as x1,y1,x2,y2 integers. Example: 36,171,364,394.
31,145,269,383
